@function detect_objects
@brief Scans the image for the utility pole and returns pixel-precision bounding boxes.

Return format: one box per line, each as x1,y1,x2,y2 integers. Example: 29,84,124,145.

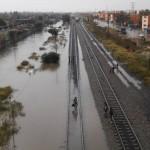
131,1,135,14
107,12,110,34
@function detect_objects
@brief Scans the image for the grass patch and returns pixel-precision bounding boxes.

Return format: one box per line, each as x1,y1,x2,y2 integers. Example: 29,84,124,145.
28,52,40,60
0,86,12,101
85,20,150,85
0,122,12,146
17,60,34,71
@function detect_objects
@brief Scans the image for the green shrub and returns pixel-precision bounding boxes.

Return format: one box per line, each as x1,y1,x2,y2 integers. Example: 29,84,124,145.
42,52,60,64
0,86,12,100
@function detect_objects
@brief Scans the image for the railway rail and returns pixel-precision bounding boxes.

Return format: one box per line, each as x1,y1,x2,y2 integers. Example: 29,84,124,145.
77,22,143,150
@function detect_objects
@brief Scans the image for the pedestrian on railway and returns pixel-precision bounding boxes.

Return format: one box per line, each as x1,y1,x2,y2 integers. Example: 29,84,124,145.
109,66,115,74
72,97,78,109
104,102,108,113
116,63,118,69
112,66,115,73
109,107,113,121
115,63,119,72
104,102,108,118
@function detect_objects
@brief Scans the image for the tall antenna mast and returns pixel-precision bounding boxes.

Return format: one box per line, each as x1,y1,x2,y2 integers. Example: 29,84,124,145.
131,1,135,14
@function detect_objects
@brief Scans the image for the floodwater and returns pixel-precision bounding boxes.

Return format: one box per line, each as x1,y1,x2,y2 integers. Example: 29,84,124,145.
0,21,69,150
0,21,109,150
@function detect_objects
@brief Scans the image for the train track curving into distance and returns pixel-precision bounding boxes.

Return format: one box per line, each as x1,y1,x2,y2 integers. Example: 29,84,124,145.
77,21,143,150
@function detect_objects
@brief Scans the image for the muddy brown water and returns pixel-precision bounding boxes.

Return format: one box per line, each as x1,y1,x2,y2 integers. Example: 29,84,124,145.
0,23,69,150
0,22,109,150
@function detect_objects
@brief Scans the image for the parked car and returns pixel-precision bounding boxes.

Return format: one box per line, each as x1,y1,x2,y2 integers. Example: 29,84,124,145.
121,27,127,34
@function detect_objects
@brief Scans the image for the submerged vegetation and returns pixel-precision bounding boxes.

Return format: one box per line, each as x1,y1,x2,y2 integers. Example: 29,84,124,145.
0,122,13,147
0,86,12,101
17,60,34,71
41,52,60,64
29,52,40,60
48,28,59,38
0,86,24,147
0,86,12,112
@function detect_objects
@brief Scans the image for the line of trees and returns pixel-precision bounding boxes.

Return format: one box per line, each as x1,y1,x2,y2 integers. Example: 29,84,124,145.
0,18,6,27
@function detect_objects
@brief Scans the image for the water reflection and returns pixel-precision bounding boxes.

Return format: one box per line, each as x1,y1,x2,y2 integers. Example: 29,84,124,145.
40,63,60,71
72,109,78,120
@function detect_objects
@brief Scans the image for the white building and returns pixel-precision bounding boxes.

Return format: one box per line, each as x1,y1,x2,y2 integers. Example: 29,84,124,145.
109,14,114,22
142,16,150,31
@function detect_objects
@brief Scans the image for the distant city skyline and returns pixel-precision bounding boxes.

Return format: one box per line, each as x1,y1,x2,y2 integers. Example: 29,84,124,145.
0,0,150,12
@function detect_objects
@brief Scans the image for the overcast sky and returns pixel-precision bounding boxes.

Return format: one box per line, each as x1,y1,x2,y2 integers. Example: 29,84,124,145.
0,0,150,12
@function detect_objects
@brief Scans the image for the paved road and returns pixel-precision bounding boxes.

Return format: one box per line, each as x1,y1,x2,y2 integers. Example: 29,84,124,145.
94,19,150,39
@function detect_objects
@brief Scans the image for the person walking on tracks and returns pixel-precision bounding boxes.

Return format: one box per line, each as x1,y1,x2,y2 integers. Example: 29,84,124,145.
109,107,114,121
104,102,108,118
109,66,115,74
72,97,78,109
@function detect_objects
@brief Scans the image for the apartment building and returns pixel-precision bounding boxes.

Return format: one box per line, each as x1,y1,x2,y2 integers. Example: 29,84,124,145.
97,11,115,22
109,14,115,22
130,14,140,26
142,15,150,31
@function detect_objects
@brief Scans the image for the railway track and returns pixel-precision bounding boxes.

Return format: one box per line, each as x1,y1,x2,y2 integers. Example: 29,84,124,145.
77,22,143,150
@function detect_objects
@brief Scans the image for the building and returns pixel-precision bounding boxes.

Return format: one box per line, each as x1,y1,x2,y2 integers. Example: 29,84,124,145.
97,11,115,22
96,11,105,20
130,14,140,26
142,16,150,31
109,14,115,22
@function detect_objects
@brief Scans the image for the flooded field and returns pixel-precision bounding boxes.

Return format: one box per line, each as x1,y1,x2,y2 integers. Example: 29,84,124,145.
0,21,69,150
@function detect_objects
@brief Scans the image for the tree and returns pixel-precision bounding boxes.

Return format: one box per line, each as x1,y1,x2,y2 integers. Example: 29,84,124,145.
48,28,58,38
139,9,150,15
62,14,70,24
0,18,6,27
8,30,17,41
42,52,59,64
115,12,130,26
34,22,43,31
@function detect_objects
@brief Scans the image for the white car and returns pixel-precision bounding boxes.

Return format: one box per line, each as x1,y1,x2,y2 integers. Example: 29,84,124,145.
138,33,144,37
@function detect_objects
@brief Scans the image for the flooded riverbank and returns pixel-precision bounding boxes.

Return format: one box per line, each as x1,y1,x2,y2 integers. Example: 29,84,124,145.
0,21,70,150
0,20,109,150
